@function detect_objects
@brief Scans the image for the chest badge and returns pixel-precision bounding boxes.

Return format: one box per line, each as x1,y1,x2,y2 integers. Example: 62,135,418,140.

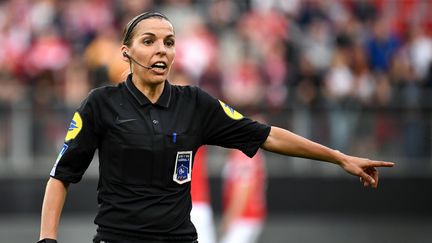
173,151,193,184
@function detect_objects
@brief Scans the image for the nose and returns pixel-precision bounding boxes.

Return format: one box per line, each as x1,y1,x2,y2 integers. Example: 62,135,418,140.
155,40,167,55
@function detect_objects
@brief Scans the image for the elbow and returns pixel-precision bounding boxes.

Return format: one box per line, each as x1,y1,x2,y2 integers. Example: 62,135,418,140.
48,177,70,190
261,126,277,152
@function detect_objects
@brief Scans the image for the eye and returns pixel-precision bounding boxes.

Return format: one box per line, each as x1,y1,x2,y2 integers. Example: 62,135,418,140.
165,39,175,47
143,38,154,45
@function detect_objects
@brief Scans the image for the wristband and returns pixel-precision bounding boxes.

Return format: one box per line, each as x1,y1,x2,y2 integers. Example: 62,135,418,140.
36,239,57,243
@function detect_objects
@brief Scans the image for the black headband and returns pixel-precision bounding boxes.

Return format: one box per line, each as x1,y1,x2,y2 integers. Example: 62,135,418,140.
123,12,169,45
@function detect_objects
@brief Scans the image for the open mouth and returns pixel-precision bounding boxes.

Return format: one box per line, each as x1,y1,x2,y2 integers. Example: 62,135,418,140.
151,62,167,70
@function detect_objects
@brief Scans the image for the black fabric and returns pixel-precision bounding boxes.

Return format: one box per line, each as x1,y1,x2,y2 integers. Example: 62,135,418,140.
50,74,270,241
94,231,199,243
36,239,57,243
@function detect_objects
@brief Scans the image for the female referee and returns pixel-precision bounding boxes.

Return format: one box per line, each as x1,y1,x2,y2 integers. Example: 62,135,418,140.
37,12,394,243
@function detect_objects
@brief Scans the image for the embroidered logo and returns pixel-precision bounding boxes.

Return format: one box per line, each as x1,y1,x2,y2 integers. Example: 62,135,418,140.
173,151,193,184
65,112,82,141
115,116,137,125
218,100,244,120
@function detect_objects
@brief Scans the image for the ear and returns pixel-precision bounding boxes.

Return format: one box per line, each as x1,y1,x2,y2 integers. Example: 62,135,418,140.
121,46,129,61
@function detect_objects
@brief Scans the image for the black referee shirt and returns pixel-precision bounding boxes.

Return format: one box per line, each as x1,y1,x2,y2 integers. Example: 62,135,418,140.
50,74,271,242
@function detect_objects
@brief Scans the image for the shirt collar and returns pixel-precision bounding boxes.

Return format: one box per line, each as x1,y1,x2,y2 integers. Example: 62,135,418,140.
125,74,171,108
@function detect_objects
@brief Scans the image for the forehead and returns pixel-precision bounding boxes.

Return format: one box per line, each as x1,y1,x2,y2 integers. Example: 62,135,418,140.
133,18,175,37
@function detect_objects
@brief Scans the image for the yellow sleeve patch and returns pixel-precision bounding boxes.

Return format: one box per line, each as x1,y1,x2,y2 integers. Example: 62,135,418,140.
65,112,83,141
218,100,244,120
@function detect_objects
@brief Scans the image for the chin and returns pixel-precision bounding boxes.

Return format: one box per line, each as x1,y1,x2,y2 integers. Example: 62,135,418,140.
137,73,166,85
148,76,167,85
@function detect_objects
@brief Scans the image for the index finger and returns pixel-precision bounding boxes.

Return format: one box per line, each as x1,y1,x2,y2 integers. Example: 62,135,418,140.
370,161,395,167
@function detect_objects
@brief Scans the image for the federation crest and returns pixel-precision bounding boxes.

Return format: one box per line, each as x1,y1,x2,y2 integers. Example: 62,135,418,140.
218,100,244,120
65,112,82,141
173,151,193,184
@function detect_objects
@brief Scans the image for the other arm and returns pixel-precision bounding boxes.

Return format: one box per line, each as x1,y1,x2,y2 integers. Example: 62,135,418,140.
261,126,394,188
39,177,69,240
220,178,253,234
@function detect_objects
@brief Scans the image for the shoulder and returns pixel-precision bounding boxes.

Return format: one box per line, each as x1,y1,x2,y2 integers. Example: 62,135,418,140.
77,83,124,113
170,83,200,95
170,83,213,102
86,82,124,102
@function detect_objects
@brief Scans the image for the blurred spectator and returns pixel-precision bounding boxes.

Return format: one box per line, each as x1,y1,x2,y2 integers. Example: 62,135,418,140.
63,55,91,108
206,0,240,35
198,58,223,99
220,149,267,243
1,0,431,174
0,70,25,106
297,0,327,27
160,0,200,35
221,52,265,109
115,0,155,24
175,14,218,81
24,27,71,76
84,26,128,85
365,16,400,72
29,0,58,34
239,9,288,52
389,44,428,160
0,70,26,157
250,0,300,17
293,56,321,105
30,70,66,155
324,49,357,151
301,18,333,73
292,55,324,146
423,62,432,106
60,0,114,51
351,0,377,24
372,73,397,154
0,1,32,75
406,25,432,80
351,45,376,106
190,147,217,243
262,39,289,110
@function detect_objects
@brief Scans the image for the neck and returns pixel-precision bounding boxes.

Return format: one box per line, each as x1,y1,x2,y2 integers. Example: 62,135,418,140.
132,75,165,104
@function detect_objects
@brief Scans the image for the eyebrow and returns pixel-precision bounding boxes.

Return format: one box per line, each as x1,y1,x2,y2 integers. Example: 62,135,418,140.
141,32,175,38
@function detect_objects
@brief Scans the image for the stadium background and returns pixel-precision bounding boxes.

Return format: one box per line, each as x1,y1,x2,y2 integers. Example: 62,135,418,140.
0,0,431,242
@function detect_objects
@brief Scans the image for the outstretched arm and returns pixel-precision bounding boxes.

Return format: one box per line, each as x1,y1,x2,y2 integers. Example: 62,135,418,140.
39,177,69,240
261,126,394,188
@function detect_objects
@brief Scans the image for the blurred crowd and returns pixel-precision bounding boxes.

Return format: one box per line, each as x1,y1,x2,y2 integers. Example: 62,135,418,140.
1,0,431,170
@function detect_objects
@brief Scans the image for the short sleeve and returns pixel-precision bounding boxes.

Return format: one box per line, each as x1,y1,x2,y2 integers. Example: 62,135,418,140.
197,89,270,158
50,90,101,183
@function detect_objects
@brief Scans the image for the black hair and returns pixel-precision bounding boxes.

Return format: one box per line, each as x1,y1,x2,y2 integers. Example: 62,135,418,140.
122,12,171,46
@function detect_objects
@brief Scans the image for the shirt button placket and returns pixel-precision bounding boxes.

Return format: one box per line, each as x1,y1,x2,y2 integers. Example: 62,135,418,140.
149,108,162,134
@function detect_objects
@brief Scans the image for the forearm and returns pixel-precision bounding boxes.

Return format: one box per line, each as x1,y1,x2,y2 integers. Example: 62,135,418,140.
261,126,345,165
40,177,69,240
